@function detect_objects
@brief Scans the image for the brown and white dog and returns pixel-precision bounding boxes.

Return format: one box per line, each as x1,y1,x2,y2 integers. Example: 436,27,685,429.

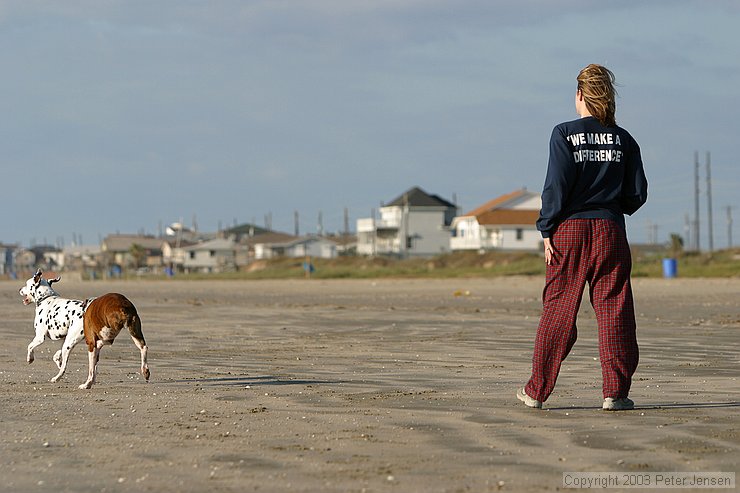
79,293,150,389
19,269,86,383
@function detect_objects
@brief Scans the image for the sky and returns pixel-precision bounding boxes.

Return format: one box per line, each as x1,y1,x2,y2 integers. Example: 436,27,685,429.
1,0,738,249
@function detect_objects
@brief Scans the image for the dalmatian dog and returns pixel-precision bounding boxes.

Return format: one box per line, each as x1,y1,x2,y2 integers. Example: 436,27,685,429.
19,269,87,383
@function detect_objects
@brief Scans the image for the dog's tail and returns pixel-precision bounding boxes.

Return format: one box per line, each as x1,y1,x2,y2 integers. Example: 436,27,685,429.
82,297,97,312
126,312,145,344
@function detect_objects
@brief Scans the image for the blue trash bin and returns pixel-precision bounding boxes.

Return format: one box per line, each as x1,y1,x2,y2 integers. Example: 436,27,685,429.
662,258,677,278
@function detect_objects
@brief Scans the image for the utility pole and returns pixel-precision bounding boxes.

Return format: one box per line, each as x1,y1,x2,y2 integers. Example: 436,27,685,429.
727,206,734,249
684,214,691,249
371,208,376,256
317,211,323,236
693,151,701,252
706,152,714,252
294,211,300,236
343,207,349,236
646,220,658,244
402,192,409,258
646,220,651,244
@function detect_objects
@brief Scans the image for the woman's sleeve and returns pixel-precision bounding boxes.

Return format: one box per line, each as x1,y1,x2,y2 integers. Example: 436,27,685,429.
536,126,576,238
620,139,648,215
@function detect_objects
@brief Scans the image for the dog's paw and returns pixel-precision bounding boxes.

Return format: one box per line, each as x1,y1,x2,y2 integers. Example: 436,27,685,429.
27,355,34,364
78,382,92,390
50,375,60,383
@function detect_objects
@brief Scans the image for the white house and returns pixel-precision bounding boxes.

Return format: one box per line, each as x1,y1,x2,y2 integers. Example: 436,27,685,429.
62,244,102,271
253,235,338,260
357,186,458,257
451,189,542,252
241,231,297,260
162,238,200,271
183,238,237,273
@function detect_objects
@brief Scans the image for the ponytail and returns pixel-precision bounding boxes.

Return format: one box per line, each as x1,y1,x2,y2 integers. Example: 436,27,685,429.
577,64,618,127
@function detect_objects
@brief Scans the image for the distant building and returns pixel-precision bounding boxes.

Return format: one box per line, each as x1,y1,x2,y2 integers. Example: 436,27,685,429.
252,235,339,260
356,186,458,257
222,223,272,242
450,189,542,252
183,237,237,273
13,248,36,274
241,231,298,261
62,244,102,272
162,238,199,272
30,245,63,271
164,222,202,242
327,233,357,256
0,243,18,276
101,234,165,269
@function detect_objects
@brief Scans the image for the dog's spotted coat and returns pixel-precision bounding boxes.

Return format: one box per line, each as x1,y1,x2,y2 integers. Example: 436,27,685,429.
19,269,88,383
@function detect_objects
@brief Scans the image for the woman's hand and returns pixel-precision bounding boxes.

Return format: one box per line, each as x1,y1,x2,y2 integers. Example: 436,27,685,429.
543,237,557,265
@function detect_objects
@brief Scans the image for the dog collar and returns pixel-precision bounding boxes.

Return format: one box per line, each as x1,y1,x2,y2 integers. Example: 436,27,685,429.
34,292,57,305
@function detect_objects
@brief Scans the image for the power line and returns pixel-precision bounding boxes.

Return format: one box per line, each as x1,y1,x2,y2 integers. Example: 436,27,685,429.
727,206,734,249
693,151,701,252
706,151,714,252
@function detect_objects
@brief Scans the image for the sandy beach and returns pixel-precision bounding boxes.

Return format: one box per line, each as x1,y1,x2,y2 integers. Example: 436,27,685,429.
1,276,738,492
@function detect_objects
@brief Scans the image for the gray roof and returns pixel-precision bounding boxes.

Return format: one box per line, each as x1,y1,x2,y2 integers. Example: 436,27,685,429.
241,231,298,246
386,186,456,208
102,235,164,252
223,223,272,237
183,238,236,252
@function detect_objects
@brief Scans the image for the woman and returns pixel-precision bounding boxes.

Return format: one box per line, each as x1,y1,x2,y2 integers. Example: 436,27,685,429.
518,64,648,411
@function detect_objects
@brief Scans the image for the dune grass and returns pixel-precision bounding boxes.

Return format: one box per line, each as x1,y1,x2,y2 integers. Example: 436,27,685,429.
166,248,739,281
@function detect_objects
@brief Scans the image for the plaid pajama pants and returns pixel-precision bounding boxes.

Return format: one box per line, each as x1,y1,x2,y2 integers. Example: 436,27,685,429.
525,219,639,402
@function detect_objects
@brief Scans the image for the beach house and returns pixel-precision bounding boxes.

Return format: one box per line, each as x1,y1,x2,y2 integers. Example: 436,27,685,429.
450,189,542,252
356,186,458,257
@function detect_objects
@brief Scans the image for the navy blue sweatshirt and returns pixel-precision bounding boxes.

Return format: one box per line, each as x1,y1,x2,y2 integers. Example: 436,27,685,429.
537,116,648,238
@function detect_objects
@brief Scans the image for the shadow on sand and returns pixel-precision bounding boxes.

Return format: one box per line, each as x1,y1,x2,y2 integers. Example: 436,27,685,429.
544,401,740,411
172,375,344,387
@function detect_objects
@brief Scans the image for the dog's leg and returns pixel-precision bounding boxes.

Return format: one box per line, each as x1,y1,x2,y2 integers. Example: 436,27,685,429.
78,345,100,390
27,335,45,364
53,350,63,369
127,316,150,382
51,325,85,383
130,335,150,382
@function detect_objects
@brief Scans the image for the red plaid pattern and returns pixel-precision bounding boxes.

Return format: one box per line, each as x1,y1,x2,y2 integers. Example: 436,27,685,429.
525,219,639,402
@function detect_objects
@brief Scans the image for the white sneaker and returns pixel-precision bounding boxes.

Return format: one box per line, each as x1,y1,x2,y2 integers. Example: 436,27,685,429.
517,387,542,409
602,397,634,411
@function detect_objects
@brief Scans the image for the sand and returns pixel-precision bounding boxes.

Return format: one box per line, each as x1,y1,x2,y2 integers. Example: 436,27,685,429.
0,276,738,492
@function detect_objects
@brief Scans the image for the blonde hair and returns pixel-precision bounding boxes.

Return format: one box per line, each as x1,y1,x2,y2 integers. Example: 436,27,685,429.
577,64,618,127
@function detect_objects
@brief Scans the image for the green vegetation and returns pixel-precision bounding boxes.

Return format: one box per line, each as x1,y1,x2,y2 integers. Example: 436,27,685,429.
163,247,739,280
631,248,740,278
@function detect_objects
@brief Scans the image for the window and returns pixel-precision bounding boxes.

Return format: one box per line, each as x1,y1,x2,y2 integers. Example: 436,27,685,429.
516,229,523,241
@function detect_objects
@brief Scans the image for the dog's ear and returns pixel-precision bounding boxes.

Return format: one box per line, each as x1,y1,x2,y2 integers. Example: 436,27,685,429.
33,269,43,284
48,276,61,286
